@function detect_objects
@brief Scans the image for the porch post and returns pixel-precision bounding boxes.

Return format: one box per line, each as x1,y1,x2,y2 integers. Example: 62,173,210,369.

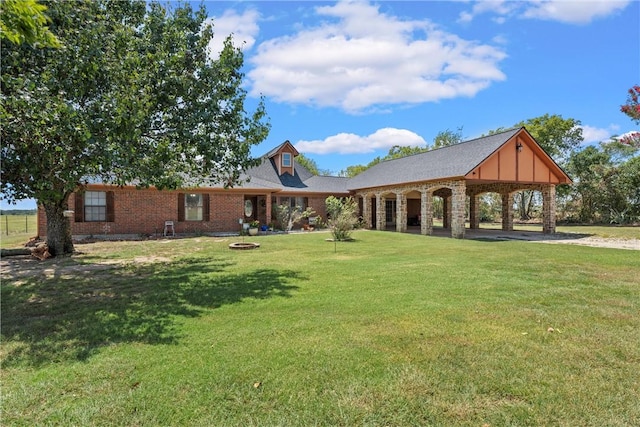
266,194,272,227
443,196,451,229
421,190,433,236
451,182,466,239
396,192,406,233
501,192,514,231
542,185,556,234
361,194,372,229
376,194,386,231
469,193,480,229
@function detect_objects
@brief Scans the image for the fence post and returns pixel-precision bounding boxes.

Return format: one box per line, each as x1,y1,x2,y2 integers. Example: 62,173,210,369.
26,215,28,233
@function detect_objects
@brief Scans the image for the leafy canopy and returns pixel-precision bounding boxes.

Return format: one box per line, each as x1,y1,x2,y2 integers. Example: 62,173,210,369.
1,0,269,255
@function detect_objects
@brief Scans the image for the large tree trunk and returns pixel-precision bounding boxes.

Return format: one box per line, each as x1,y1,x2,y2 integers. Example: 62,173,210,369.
43,200,74,256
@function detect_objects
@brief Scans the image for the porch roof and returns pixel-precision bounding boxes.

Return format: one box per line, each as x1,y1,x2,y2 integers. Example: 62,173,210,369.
347,128,522,191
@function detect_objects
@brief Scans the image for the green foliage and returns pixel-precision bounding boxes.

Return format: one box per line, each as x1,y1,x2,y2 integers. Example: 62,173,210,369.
0,0,60,47
566,144,639,223
339,144,428,177
295,153,332,176
325,196,359,240
274,204,315,232
1,0,270,255
432,126,464,149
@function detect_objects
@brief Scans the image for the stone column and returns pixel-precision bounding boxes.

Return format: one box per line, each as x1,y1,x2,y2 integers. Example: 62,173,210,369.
376,194,386,231
501,192,514,231
361,194,371,229
542,185,556,234
443,196,451,229
469,193,480,229
421,190,433,236
396,193,406,233
451,182,466,239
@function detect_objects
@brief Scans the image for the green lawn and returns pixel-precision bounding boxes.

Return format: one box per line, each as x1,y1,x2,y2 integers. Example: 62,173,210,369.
2,231,639,426
0,214,38,248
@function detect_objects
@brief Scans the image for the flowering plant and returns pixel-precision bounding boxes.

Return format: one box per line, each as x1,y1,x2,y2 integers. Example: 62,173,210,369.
249,220,260,228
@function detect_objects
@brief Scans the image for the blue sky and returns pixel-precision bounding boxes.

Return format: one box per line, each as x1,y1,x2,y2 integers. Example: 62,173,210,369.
4,0,639,210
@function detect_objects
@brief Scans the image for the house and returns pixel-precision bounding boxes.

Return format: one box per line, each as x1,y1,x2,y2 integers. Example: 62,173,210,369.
36,127,571,239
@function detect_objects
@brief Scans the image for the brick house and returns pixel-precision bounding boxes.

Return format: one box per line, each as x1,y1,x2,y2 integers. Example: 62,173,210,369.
37,127,571,239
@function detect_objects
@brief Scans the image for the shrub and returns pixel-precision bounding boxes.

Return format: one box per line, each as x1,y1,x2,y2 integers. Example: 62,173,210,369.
325,196,359,241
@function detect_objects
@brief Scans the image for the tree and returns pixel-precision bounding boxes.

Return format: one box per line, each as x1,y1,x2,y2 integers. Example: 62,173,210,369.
619,85,640,148
432,127,463,149
1,1,270,256
338,144,428,177
487,114,583,220
0,0,60,47
325,196,359,241
295,153,332,176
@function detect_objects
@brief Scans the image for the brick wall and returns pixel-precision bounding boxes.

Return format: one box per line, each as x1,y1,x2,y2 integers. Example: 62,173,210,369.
37,187,246,237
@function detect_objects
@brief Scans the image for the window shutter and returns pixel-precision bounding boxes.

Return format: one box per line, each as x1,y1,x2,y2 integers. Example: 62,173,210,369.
106,191,115,222
202,194,210,222
178,193,185,221
75,192,84,222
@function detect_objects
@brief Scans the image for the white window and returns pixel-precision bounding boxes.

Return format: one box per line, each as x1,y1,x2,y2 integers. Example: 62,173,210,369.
282,152,292,167
85,191,107,221
185,193,203,221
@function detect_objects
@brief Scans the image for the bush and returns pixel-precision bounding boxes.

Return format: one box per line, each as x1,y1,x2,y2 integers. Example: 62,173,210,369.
325,196,359,241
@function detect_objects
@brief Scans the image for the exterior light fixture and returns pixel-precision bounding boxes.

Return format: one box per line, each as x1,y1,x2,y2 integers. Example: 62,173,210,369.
516,142,523,152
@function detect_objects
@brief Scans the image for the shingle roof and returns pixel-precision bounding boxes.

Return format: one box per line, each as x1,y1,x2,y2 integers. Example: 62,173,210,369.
237,157,350,193
346,127,522,190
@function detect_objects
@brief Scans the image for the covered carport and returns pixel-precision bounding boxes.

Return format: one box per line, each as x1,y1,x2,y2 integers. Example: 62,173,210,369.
350,127,571,239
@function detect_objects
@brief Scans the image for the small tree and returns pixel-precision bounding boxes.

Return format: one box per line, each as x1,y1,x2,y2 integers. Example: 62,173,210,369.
274,204,315,232
325,196,359,241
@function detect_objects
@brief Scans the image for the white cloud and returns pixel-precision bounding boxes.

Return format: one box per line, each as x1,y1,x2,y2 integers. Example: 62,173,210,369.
248,0,506,113
522,0,630,24
295,128,427,155
459,0,630,25
580,124,618,144
205,9,260,57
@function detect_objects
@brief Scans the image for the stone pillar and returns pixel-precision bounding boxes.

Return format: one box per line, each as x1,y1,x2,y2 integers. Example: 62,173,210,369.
469,193,480,229
361,194,371,229
542,185,556,234
396,193,406,233
421,190,433,236
451,182,466,239
443,196,451,229
501,192,514,231
376,194,386,231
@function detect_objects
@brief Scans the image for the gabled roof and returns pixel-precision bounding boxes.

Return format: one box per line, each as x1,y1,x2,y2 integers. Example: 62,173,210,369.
264,140,299,158
347,127,525,190
237,157,351,193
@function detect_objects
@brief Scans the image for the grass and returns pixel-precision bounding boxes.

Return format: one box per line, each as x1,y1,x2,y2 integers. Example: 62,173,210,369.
1,231,639,426
0,214,38,249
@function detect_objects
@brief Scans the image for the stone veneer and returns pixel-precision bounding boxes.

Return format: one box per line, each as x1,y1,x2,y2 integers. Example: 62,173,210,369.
357,181,557,239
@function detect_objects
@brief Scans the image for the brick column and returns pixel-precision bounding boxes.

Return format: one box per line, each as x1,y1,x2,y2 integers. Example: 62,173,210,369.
376,194,386,231
266,194,272,227
501,192,514,231
421,190,433,236
451,182,466,239
469,193,480,229
542,185,556,234
396,193,406,232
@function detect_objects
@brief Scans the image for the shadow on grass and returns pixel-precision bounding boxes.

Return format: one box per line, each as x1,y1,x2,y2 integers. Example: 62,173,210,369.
1,256,304,367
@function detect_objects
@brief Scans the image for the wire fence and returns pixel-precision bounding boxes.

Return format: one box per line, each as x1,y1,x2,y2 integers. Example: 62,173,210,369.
0,215,37,235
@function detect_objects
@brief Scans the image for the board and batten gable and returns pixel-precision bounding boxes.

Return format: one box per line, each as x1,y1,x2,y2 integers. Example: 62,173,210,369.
465,129,571,185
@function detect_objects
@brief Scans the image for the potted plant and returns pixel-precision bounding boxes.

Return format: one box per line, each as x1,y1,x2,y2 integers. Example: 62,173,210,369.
248,220,260,236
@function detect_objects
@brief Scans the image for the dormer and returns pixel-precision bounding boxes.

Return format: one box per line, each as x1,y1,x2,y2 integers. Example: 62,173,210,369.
266,140,299,176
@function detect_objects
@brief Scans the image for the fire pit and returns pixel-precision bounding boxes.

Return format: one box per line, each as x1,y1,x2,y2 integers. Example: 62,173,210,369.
228,242,260,250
